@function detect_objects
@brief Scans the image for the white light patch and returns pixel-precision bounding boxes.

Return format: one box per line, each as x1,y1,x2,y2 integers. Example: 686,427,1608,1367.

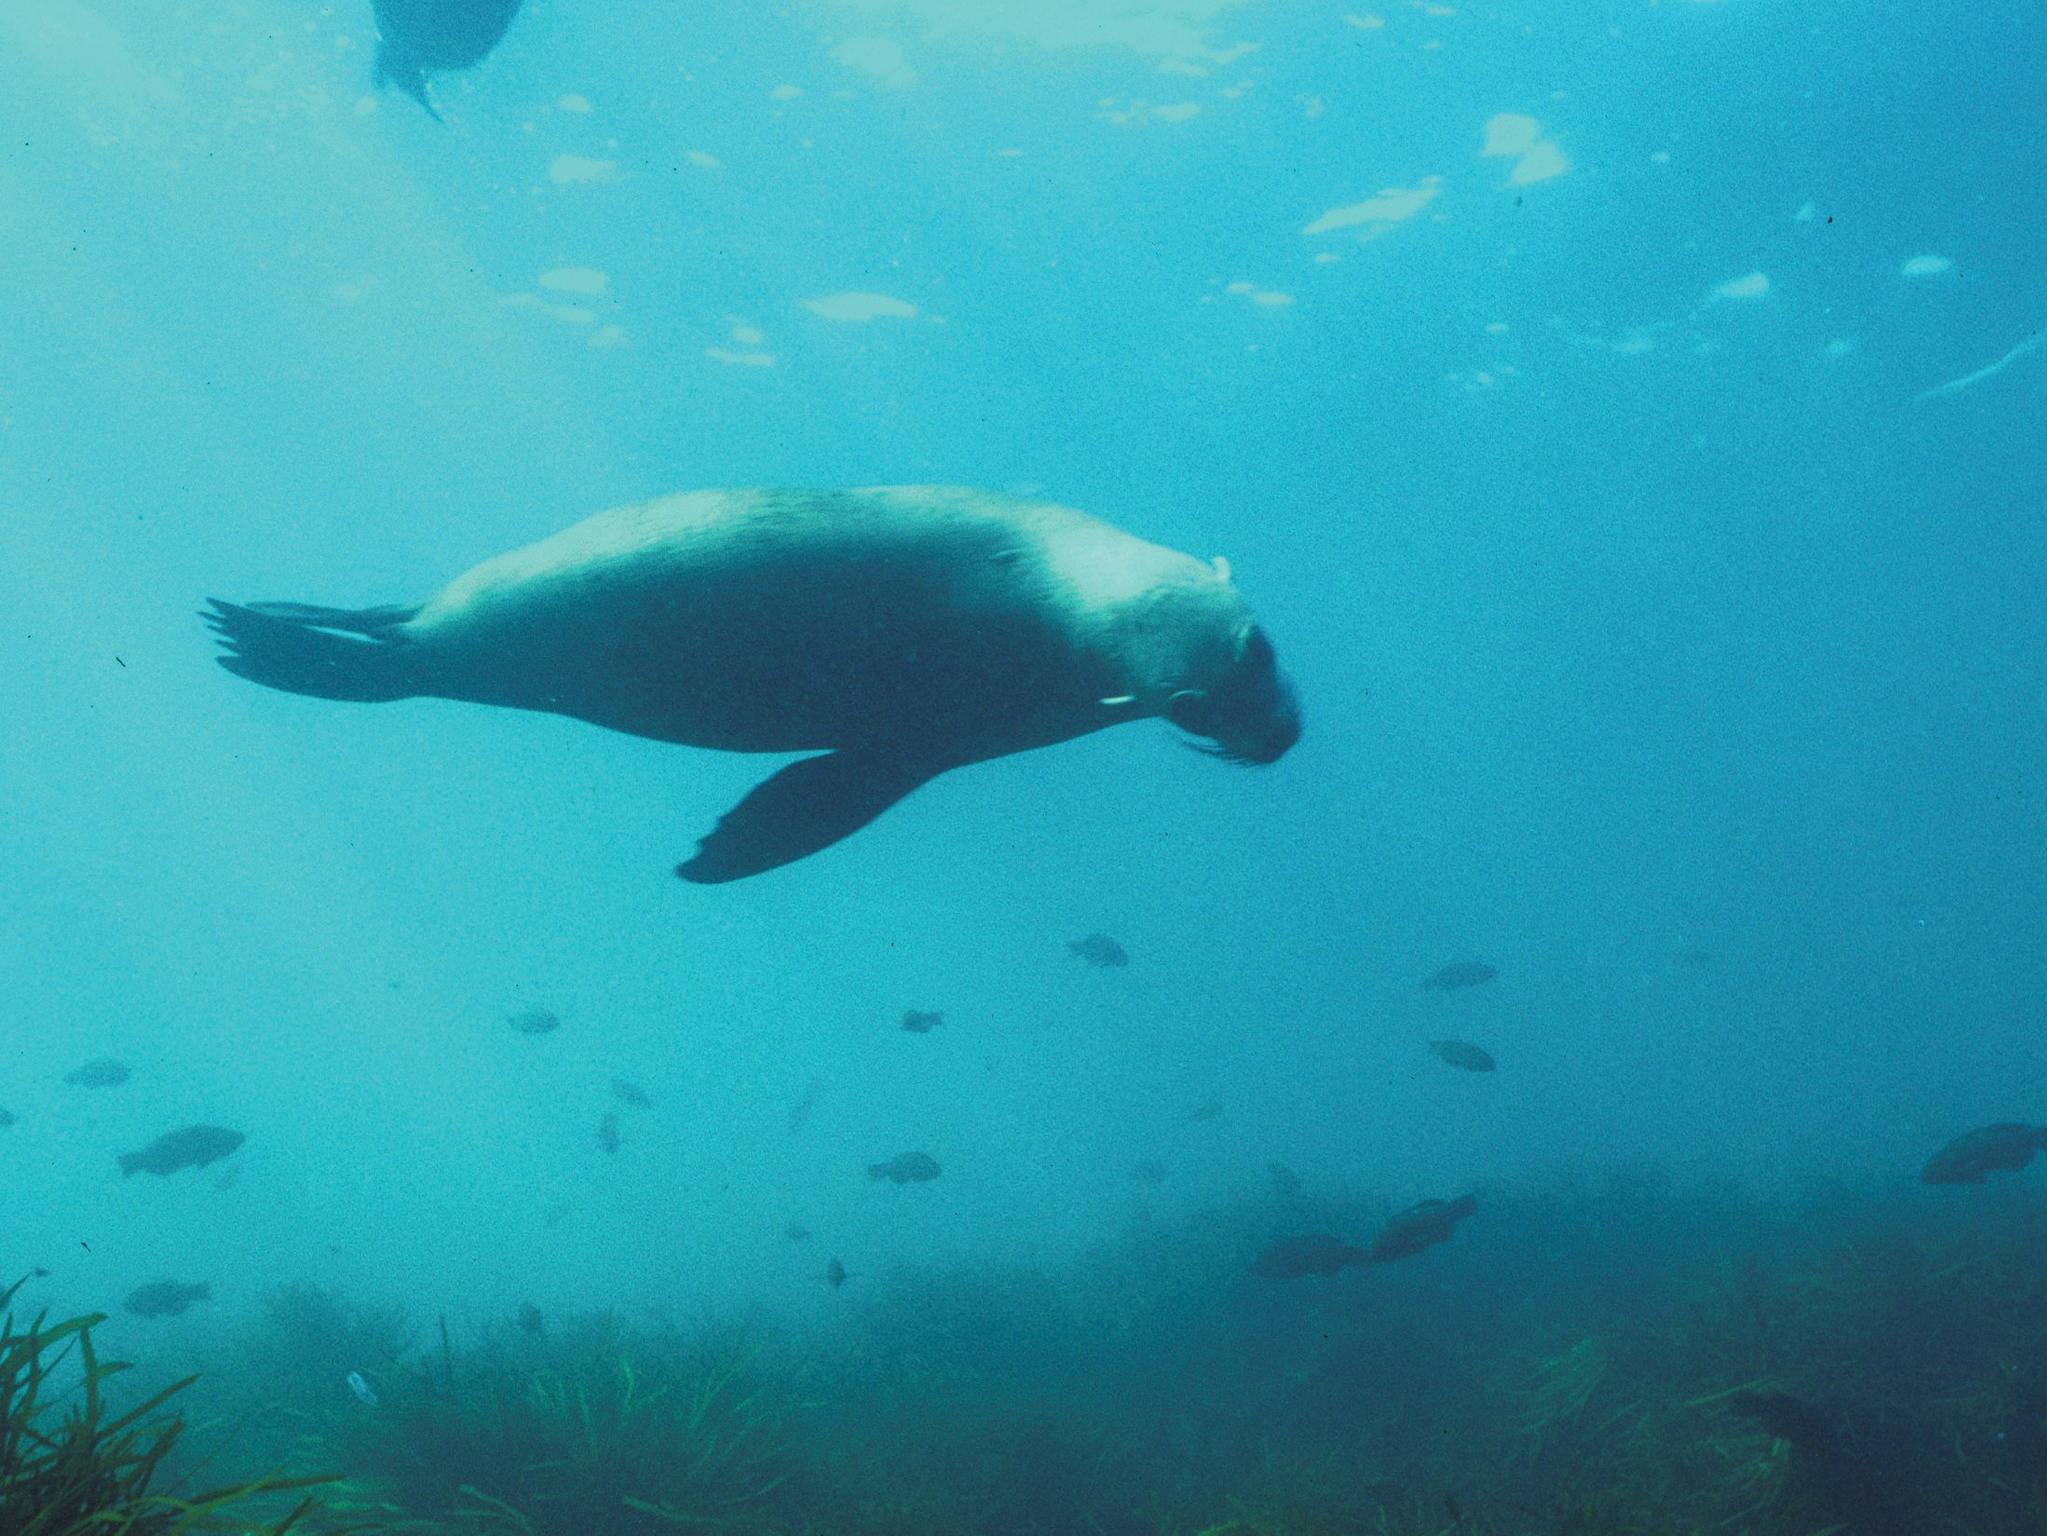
590,325,629,350
1225,280,1256,294
549,154,619,184
1793,200,1816,222
1252,290,1293,306
832,36,917,88
538,267,608,298
802,291,919,323
1345,13,1386,27
729,319,765,346
1153,102,1201,122
685,149,721,169
1303,177,1440,235
1823,337,1857,359
1481,113,1568,185
1708,271,1770,302
1480,114,1541,158
558,94,593,114
1900,254,1953,278
771,84,803,101
1509,140,1569,184
706,347,776,367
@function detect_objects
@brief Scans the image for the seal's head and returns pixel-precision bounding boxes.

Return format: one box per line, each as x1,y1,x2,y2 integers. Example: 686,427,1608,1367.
1166,623,1301,765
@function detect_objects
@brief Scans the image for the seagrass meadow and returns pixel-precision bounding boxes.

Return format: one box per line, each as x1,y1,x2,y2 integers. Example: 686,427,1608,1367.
10,1174,2042,1536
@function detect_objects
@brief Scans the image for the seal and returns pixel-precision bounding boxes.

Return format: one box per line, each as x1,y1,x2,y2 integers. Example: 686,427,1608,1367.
204,485,1301,882
371,0,525,121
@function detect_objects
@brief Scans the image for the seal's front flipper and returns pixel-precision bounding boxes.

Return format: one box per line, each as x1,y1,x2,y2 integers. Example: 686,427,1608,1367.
677,752,945,884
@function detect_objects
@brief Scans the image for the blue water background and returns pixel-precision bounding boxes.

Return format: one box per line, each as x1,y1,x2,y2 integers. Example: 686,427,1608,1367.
1,0,2042,1338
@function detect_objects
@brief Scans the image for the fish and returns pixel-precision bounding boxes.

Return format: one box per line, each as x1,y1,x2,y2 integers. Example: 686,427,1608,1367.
508,1007,560,1035
1920,1123,2047,1185
1422,961,1496,991
346,1370,380,1407
65,1058,131,1088
597,1111,621,1154
1266,1162,1303,1198
1068,933,1129,968
826,1258,850,1288
1367,1194,1477,1263
785,1223,811,1242
867,1151,941,1184
1252,1234,1369,1279
611,1078,652,1108
124,1280,211,1318
517,1302,544,1335
1134,1159,1168,1185
900,1009,944,1034
1428,1040,1496,1072
118,1126,245,1177
371,0,526,120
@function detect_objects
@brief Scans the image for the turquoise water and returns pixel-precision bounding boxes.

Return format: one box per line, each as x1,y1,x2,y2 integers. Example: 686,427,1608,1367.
1,4,2043,1526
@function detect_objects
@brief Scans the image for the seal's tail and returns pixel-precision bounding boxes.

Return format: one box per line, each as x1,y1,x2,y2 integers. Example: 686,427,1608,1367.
203,599,423,703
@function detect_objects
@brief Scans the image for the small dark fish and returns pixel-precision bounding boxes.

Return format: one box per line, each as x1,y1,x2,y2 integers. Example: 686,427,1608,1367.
1068,933,1129,968
826,1258,850,1288
125,1280,211,1318
1728,1389,1838,1457
517,1302,544,1336
508,1007,560,1035
867,1151,941,1184
597,1111,621,1154
1367,1193,1477,1263
1921,1123,2047,1185
372,0,526,121
900,1010,944,1034
1134,1159,1168,1186
119,1126,245,1178
611,1078,652,1108
1266,1161,1303,1198
0,1107,14,1128
66,1058,131,1088
1428,1039,1496,1072
1253,1234,1369,1279
1183,1099,1225,1124
1422,961,1496,991
785,1223,811,1242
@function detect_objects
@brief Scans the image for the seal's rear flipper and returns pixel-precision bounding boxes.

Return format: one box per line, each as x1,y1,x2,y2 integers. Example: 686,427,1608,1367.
204,599,422,703
677,752,944,883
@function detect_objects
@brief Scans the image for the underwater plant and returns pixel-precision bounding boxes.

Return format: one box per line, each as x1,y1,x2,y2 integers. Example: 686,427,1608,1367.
0,1277,337,1533
336,1312,793,1535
